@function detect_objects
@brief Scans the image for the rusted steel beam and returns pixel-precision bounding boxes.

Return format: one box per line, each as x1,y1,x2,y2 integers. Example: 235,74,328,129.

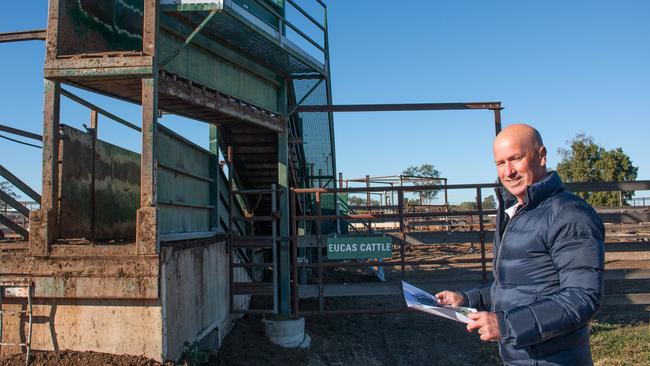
0,164,41,202
0,124,42,141
0,213,28,238
0,189,29,217
296,256,491,268
33,79,61,255
158,74,284,132
0,30,46,43
296,102,502,113
136,76,159,256
60,88,142,132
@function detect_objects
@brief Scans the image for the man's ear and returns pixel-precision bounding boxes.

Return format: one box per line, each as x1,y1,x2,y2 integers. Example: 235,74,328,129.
538,146,547,166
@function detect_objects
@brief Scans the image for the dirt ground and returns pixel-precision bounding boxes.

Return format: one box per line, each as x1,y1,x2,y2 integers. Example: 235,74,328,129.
1,240,648,366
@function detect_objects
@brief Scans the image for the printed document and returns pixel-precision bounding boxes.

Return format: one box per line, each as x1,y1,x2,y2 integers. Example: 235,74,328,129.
402,281,477,324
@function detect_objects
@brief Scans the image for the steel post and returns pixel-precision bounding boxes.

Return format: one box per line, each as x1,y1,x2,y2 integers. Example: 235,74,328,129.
278,127,291,315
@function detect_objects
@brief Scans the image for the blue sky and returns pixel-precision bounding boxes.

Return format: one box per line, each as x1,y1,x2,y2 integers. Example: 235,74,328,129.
1,1,649,203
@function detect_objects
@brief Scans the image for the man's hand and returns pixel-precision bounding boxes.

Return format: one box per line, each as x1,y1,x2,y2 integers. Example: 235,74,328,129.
435,290,464,307
467,311,500,342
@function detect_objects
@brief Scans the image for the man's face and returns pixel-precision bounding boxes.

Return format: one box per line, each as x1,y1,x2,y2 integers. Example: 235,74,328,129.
493,137,547,202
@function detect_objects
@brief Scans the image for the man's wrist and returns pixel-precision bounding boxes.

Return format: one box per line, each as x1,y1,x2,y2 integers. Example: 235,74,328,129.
496,311,509,343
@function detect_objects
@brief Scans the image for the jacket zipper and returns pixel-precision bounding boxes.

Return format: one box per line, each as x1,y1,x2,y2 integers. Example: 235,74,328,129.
494,203,526,286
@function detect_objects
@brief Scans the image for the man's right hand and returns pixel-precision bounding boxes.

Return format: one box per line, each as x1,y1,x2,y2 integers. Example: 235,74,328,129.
435,290,465,307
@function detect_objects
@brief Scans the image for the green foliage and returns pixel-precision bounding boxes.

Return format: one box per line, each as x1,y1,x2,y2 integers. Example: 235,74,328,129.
459,201,477,210
347,195,380,207
457,195,495,211
482,195,496,210
402,164,441,204
556,134,638,206
182,341,210,366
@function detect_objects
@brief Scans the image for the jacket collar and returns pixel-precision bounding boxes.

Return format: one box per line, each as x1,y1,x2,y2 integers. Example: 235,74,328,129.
496,171,565,210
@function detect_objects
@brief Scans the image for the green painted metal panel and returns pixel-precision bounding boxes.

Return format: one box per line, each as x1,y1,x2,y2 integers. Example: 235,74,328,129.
158,19,280,113
58,125,140,240
326,236,393,260
157,127,214,234
157,129,210,178
58,0,144,55
159,206,210,233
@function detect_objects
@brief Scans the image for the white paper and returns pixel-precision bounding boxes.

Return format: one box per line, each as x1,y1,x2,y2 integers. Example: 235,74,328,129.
401,281,477,324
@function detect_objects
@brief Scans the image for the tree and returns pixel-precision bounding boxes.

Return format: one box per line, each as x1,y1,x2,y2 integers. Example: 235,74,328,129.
458,201,477,210
482,195,496,210
458,195,495,211
556,134,638,206
402,164,441,204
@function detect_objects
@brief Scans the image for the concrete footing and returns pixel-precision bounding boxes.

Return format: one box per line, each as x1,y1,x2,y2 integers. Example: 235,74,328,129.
262,317,311,349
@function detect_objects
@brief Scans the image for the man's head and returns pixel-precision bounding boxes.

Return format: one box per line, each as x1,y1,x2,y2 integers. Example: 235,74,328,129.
493,124,547,203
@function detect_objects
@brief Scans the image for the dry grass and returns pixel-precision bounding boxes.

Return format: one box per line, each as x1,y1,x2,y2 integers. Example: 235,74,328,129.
592,322,650,366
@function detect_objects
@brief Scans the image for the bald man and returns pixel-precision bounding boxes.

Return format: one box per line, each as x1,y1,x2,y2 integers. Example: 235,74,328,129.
436,124,604,365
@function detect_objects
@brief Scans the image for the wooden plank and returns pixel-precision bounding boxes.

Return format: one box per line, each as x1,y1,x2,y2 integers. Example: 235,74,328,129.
565,181,650,192
604,269,650,280
604,242,650,253
599,212,650,224
603,293,650,306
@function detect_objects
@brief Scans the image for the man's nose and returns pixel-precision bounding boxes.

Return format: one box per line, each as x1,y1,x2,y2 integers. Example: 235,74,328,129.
504,161,516,176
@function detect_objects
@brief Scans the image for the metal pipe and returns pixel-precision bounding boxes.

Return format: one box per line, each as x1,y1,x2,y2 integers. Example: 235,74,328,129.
0,30,46,43
316,192,324,313
290,189,299,315
271,183,278,314
286,0,326,31
0,124,42,141
476,187,487,284
297,102,502,113
60,88,141,132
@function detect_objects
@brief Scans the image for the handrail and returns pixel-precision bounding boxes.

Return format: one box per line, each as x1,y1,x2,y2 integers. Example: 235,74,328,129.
251,0,326,53
294,180,650,195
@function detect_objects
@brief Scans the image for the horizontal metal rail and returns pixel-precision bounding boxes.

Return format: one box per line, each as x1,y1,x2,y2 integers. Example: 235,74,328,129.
296,102,502,113
0,124,42,141
0,189,29,217
157,162,214,183
0,29,46,43
157,201,214,210
251,0,325,52
60,88,142,132
0,213,28,238
294,180,650,195
286,0,325,31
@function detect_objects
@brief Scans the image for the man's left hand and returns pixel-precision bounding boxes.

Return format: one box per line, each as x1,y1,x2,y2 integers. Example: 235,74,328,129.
467,311,500,342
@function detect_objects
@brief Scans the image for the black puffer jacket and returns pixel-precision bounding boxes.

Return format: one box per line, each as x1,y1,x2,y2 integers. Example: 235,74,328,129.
463,172,605,366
